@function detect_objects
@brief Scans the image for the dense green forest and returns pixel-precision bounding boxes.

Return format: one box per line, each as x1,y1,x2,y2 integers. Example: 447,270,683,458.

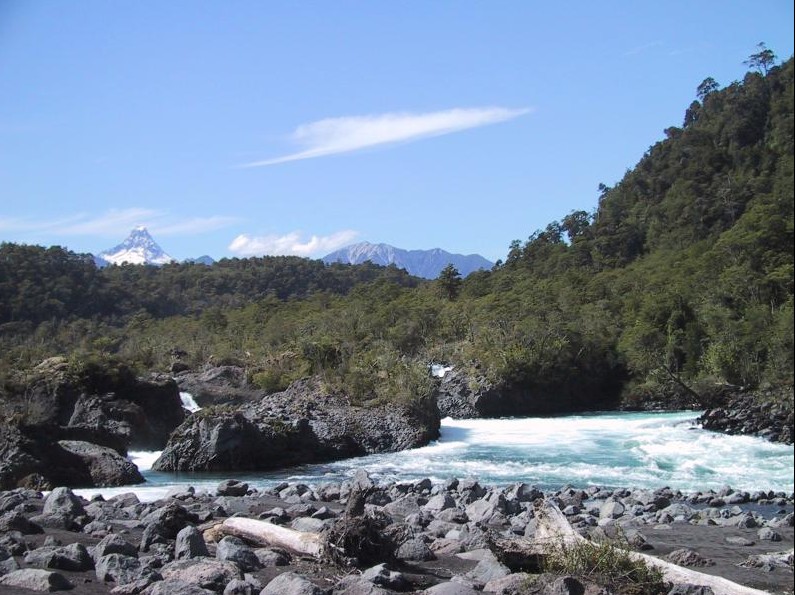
1,52,792,409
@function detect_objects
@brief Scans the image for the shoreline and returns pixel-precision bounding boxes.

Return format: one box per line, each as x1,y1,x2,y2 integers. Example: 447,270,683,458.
4,475,793,594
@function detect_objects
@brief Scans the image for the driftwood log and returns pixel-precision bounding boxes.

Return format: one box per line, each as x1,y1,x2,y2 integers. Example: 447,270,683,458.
487,500,774,595
206,485,405,568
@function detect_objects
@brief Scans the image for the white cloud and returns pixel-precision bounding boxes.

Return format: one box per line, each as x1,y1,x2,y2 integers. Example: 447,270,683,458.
242,106,531,167
0,209,238,238
228,230,359,257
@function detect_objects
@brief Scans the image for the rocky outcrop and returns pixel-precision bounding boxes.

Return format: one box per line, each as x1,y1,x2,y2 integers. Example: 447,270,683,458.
153,377,440,472
0,357,184,489
0,426,144,490
699,387,794,444
4,357,185,452
437,368,620,418
174,366,261,407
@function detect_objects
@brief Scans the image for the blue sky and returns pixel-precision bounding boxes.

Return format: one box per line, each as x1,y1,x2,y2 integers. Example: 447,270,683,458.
1,1,793,263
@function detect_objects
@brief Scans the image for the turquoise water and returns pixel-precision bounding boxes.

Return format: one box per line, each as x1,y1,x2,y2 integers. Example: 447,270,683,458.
75,411,794,502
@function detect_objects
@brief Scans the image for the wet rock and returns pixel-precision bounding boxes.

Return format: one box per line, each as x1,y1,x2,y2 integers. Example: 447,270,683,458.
757,527,782,541
216,479,248,497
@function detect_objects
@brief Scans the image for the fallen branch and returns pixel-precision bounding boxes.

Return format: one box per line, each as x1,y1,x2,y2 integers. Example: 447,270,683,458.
207,484,399,568
212,517,323,557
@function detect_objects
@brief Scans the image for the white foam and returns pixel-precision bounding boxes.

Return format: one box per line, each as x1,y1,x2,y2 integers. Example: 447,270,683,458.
180,392,201,412
74,411,793,501
128,450,162,471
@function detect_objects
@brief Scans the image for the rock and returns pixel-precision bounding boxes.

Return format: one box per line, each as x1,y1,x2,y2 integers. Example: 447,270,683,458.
465,550,510,585
94,533,139,562
96,553,156,585
725,536,755,546
175,526,210,559
253,548,290,567
57,440,144,486
216,479,248,496
24,542,94,571
260,571,325,595
543,576,585,595
43,486,85,517
757,527,782,541
698,389,794,445
153,378,440,473
424,493,456,513
0,510,44,534
160,559,242,592
0,568,74,591
215,536,261,572
222,577,260,595
664,549,715,567
360,563,409,590
0,365,185,489
423,582,481,594
599,500,625,519
667,585,716,595
395,537,436,562
143,578,217,595
483,572,535,593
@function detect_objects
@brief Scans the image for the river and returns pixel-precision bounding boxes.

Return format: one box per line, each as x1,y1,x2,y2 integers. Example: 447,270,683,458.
73,411,794,502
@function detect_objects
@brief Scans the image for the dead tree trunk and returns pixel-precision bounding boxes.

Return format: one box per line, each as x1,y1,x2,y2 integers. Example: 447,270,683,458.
207,485,402,568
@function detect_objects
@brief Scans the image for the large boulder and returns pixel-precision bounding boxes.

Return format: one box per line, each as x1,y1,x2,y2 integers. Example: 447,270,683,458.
153,377,440,472
57,440,144,486
0,358,185,489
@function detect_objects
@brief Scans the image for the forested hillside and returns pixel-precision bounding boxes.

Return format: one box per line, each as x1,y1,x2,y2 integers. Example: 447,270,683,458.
1,54,792,411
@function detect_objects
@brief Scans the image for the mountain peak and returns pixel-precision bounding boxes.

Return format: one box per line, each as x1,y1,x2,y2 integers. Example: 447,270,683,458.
96,227,175,266
323,241,492,279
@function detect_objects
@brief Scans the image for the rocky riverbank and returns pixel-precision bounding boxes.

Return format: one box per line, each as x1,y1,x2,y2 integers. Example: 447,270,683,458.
0,474,792,594
699,387,794,445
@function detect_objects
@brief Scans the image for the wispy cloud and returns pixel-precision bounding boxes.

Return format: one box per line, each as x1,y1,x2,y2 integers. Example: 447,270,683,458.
242,106,531,167
623,41,663,57
0,208,238,238
228,230,359,257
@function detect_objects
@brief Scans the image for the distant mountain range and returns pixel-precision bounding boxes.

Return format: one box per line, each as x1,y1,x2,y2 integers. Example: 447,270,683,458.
94,227,216,267
322,242,493,279
93,229,492,277
94,227,175,267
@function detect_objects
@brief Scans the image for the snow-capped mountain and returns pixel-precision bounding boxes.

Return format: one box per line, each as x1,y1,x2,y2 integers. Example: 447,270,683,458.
95,226,175,266
323,242,493,279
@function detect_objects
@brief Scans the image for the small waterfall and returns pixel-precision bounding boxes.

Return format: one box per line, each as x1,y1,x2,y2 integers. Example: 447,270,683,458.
179,391,201,412
430,363,453,378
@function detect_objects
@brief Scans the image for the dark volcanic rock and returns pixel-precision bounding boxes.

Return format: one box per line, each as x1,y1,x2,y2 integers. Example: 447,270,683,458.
437,368,620,418
174,366,260,407
57,440,144,486
0,358,185,489
153,377,440,472
699,387,794,444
